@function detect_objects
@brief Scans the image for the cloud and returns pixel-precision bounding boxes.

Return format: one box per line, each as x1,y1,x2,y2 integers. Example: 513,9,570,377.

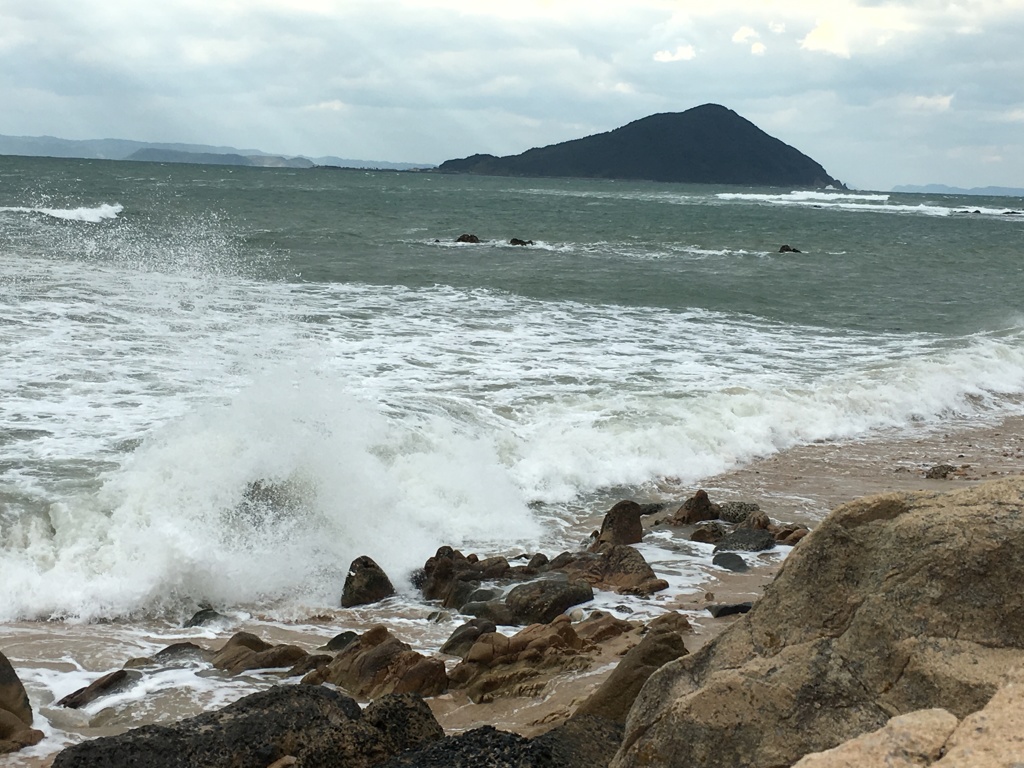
768,21,785,34
653,45,696,62
751,42,767,56
800,20,850,58
731,26,758,44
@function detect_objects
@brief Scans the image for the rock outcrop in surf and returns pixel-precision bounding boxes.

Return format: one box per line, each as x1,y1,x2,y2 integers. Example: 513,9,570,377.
437,104,844,188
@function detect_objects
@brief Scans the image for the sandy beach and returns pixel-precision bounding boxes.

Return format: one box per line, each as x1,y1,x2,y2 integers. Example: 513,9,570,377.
3,413,1023,765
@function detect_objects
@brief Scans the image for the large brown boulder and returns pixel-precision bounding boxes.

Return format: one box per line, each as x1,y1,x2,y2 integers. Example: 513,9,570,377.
563,545,668,596
0,652,42,755
212,632,308,675
668,489,720,525
505,578,594,624
614,478,1024,768
304,625,448,699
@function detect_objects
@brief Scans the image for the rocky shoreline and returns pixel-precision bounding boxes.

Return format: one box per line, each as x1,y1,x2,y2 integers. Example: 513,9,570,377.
3,417,1024,766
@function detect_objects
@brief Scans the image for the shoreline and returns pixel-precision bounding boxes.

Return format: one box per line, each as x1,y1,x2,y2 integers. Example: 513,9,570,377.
3,413,1023,762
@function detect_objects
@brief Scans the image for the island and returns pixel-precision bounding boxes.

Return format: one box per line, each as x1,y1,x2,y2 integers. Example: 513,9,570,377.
437,103,843,188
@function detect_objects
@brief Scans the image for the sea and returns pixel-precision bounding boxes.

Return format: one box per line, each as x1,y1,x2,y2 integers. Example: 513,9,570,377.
1,155,1023,755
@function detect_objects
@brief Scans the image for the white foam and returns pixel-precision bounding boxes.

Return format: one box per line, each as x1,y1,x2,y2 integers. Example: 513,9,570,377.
0,203,123,223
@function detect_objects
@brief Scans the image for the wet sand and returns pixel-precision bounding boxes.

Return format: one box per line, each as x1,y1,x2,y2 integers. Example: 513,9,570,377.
3,414,1023,763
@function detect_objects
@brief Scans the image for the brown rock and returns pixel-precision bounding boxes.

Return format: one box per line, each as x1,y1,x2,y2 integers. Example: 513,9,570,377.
738,509,771,530
505,578,594,624
342,555,396,608
669,489,720,525
690,521,727,544
614,478,1024,768
305,625,447,698
591,500,645,550
0,652,33,727
933,671,1024,767
576,628,688,723
564,545,668,596
57,669,142,708
791,708,958,767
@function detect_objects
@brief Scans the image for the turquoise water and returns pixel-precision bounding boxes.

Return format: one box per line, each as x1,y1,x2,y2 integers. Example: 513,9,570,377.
1,155,1023,620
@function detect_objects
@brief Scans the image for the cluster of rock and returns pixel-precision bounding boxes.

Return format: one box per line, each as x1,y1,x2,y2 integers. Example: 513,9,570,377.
452,233,534,245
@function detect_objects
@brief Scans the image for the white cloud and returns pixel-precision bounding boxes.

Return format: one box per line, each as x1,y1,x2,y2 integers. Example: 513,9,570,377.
751,42,767,55
800,20,850,58
732,26,758,44
768,21,785,34
653,45,696,62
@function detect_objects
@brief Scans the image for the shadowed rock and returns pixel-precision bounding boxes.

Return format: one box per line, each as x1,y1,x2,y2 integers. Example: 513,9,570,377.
591,500,645,550
0,652,42,755
342,555,397,608
669,489,720,525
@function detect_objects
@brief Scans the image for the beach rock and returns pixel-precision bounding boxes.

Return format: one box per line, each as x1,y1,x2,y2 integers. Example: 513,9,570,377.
461,599,517,626
532,714,626,768
183,607,229,627
322,630,359,651
575,628,689,722
591,500,645,549
712,527,775,552
303,625,448,699
933,669,1024,766
0,652,42,754
509,238,534,246
717,500,761,524
574,612,635,644
284,653,332,678
441,618,498,657
790,708,958,768
562,545,668,596
711,552,749,572
505,578,594,624
378,724,538,768
706,602,753,618
455,233,481,243
212,632,309,675
362,692,445,755
448,615,593,702
690,520,727,544
51,685,433,768
737,509,772,530
779,244,802,253
342,555,397,608
613,478,1024,768
669,489,720,525
57,669,143,709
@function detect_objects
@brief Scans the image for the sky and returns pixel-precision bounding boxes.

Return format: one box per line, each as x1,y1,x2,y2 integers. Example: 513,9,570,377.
2,0,1023,191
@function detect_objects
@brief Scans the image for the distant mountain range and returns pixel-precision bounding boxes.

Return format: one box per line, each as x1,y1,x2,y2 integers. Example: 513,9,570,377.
437,104,844,188
0,134,433,171
892,184,1024,197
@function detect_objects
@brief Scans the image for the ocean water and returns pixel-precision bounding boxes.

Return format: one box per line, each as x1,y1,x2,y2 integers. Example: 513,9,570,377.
1,156,1023,628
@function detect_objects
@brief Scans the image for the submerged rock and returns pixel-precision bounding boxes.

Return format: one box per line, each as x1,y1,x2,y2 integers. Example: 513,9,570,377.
614,478,1024,768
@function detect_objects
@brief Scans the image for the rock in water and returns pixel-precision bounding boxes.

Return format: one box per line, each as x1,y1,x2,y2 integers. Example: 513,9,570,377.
613,478,1024,768
591,500,645,549
0,651,43,754
342,555,396,608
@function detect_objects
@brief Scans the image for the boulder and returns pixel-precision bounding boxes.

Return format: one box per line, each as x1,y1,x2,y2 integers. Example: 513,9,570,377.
712,528,775,552
779,244,802,253
362,693,445,756
669,489,720,525
212,632,308,675
509,238,535,246
57,669,143,708
455,233,481,243
711,552,749,572
575,628,689,723
378,724,540,768
342,555,397,608
505,578,594,625
717,500,761,524
183,607,229,628
562,546,668,596
51,685,431,768
591,500,645,549
303,625,447,699
690,520,727,544
0,652,42,755
614,478,1024,768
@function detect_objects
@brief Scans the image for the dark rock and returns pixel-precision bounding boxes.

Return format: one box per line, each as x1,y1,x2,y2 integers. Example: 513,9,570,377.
322,630,359,652
548,552,578,569
379,724,542,768
575,628,688,722
284,654,332,678
51,685,392,768
669,489,720,525
533,713,625,768
506,579,594,625
706,602,754,618
527,553,550,569
57,669,143,709
713,528,776,552
778,244,802,253
363,693,445,755
562,545,668,596
152,642,211,666
183,608,229,628
737,510,772,530
461,600,517,627
441,619,498,657
717,501,761,524
509,238,534,246
342,555,396,608
925,463,958,479
711,552,749,572
591,500,645,550
455,233,481,243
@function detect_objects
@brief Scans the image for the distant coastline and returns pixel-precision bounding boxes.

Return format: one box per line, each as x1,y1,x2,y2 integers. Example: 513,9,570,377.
893,183,1024,197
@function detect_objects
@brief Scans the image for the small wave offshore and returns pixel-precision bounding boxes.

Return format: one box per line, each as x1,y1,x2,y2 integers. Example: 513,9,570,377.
0,202,123,223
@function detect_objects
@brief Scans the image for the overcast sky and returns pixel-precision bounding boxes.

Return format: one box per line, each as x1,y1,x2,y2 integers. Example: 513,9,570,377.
2,0,1023,190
